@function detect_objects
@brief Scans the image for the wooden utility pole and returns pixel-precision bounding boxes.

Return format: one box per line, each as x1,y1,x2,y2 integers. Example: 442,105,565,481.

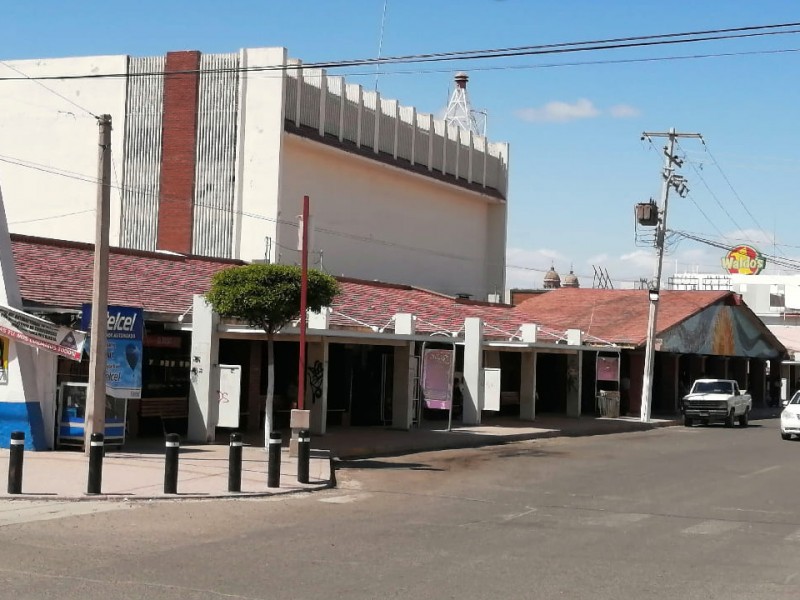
84,114,112,453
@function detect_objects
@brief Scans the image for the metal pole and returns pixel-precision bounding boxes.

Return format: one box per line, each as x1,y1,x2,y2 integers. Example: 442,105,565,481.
228,432,243,493
85,114,112,453
87,432,104,494
297,195,310,411
267,431,282,488
7,431,24,494
164,433,180,494
297,429,310,484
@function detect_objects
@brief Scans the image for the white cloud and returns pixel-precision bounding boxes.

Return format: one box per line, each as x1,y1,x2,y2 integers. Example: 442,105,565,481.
609,104,641,118
515,98,600,123
515,99,641,123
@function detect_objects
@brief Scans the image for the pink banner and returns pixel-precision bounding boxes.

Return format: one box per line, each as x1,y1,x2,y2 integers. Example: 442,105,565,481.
422,348,454,410
596,356,619,382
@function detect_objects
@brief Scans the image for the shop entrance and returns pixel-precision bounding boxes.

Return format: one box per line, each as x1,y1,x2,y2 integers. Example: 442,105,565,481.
327,344,394,427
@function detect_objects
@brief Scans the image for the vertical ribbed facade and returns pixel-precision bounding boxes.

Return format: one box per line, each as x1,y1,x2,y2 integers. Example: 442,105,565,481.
192,52,240,258
120,56,165,251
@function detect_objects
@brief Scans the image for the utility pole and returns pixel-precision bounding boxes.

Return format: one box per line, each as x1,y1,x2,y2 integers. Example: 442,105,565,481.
639,128,700,422
85,114,112,453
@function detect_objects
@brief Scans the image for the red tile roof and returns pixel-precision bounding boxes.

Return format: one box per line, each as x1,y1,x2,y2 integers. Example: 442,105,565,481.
11,235,757,349
11,234,243,314
515,288,733,346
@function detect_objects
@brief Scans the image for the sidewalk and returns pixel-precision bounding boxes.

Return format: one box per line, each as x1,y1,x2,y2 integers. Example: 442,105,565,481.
3,410,754,501
0,442,332,501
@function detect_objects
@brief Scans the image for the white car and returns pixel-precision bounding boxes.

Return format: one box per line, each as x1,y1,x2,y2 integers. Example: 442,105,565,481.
780,391,800,440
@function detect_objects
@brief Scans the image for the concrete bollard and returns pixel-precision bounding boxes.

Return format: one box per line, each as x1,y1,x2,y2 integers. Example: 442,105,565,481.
297,429,310,484
267,431,282,489
164,433,180,494
87,432,104,495
228,432,243,493
7,431,25,494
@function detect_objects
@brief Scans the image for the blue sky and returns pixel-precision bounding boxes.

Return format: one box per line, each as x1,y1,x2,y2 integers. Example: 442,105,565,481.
3,0,800,289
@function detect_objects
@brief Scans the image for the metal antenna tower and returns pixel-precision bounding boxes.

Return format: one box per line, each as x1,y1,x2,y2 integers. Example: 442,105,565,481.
443,72,486,136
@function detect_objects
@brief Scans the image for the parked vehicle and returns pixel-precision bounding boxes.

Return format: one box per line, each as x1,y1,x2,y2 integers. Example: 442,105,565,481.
682,378,751,428
780,390,800,440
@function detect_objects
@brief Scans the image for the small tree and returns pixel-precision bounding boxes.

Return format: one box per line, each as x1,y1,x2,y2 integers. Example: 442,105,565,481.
206,264,340,445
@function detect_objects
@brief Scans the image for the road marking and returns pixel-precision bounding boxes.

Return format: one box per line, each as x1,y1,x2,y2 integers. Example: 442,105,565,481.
501,507,538,522
0,501,130,527
682,520,741,535
739,465,780,478
582,513,650,527
318,493,372,504
784,528,800,542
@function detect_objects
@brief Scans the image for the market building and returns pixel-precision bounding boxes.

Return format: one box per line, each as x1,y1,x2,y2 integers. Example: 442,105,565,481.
0,48,508,300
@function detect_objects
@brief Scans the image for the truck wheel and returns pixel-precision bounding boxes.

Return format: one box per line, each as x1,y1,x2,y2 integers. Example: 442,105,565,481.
738,409,749,427
684,416,693,427
724,409,735,428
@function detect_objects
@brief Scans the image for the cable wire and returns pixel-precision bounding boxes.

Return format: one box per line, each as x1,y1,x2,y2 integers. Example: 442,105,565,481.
2,23,800,81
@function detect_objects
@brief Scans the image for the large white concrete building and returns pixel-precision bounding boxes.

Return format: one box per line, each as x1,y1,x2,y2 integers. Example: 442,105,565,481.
0,48,509,299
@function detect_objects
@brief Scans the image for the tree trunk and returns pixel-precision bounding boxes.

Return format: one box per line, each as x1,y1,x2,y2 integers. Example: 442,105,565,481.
264,334,275,447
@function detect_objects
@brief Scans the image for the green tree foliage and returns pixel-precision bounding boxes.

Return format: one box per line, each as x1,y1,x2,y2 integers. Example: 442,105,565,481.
205,264,340,441
206,264,341,334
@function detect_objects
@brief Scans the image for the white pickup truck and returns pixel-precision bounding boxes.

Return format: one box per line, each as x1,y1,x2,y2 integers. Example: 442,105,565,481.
682,378,752,428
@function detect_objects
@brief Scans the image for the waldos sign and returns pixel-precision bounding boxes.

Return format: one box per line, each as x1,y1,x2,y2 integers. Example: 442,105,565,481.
722,245,766,275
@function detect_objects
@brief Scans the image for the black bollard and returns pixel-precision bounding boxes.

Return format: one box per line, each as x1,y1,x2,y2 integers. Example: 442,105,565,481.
267,431,282,488
228,432,243,493
7,431,25,494
87,432,104,495
164,433,180,494
297,429,310,484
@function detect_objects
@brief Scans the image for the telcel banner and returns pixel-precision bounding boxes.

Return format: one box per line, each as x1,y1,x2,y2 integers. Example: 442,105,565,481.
82,304,143,399
0,303,85,361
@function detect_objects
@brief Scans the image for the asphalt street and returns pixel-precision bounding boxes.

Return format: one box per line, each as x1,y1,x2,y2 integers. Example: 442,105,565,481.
1,416,798,600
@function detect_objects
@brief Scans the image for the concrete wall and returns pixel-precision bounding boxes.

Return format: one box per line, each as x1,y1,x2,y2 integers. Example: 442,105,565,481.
278,134,504,299
0,56,128,245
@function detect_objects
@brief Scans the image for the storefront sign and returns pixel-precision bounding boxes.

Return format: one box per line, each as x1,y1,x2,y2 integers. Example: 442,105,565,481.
0,303,85,361
421,348,454,410
596,355,619,382
82,304,143,399
722,245,766,275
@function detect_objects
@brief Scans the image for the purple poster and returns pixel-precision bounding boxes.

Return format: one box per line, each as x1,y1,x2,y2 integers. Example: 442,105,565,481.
422,348,454,410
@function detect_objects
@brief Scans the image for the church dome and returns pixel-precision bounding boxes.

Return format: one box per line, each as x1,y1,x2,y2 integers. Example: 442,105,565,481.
563,269,580,288
543,265,561,289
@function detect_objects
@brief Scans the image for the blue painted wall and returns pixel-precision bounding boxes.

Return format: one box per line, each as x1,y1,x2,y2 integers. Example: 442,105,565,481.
0,401,47,450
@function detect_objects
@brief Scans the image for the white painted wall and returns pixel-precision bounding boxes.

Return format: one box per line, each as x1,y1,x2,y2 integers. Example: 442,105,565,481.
278,134,505,299
234,47,287,262
0,56,128,245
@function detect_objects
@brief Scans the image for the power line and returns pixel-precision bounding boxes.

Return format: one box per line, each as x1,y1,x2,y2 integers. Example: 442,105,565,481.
0,60,99,118
676,140,745,233
701,139,769,236
2,23,800,82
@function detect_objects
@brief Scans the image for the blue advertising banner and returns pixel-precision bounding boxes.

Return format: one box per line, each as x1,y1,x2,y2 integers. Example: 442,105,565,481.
81,304,143,399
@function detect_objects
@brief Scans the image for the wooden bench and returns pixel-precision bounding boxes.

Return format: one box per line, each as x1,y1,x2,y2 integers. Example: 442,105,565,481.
139,397,188,436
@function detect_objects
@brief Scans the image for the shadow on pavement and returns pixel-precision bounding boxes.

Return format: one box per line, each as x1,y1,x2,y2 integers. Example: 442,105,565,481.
334,459,444,472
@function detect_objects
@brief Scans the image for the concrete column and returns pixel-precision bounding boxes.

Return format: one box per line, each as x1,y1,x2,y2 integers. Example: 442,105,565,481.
188,294,219,442
520,350,537,421
566,352,582,417
392,342,415,430
392,313,416,430
307,341,329,435
463,317,484,425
